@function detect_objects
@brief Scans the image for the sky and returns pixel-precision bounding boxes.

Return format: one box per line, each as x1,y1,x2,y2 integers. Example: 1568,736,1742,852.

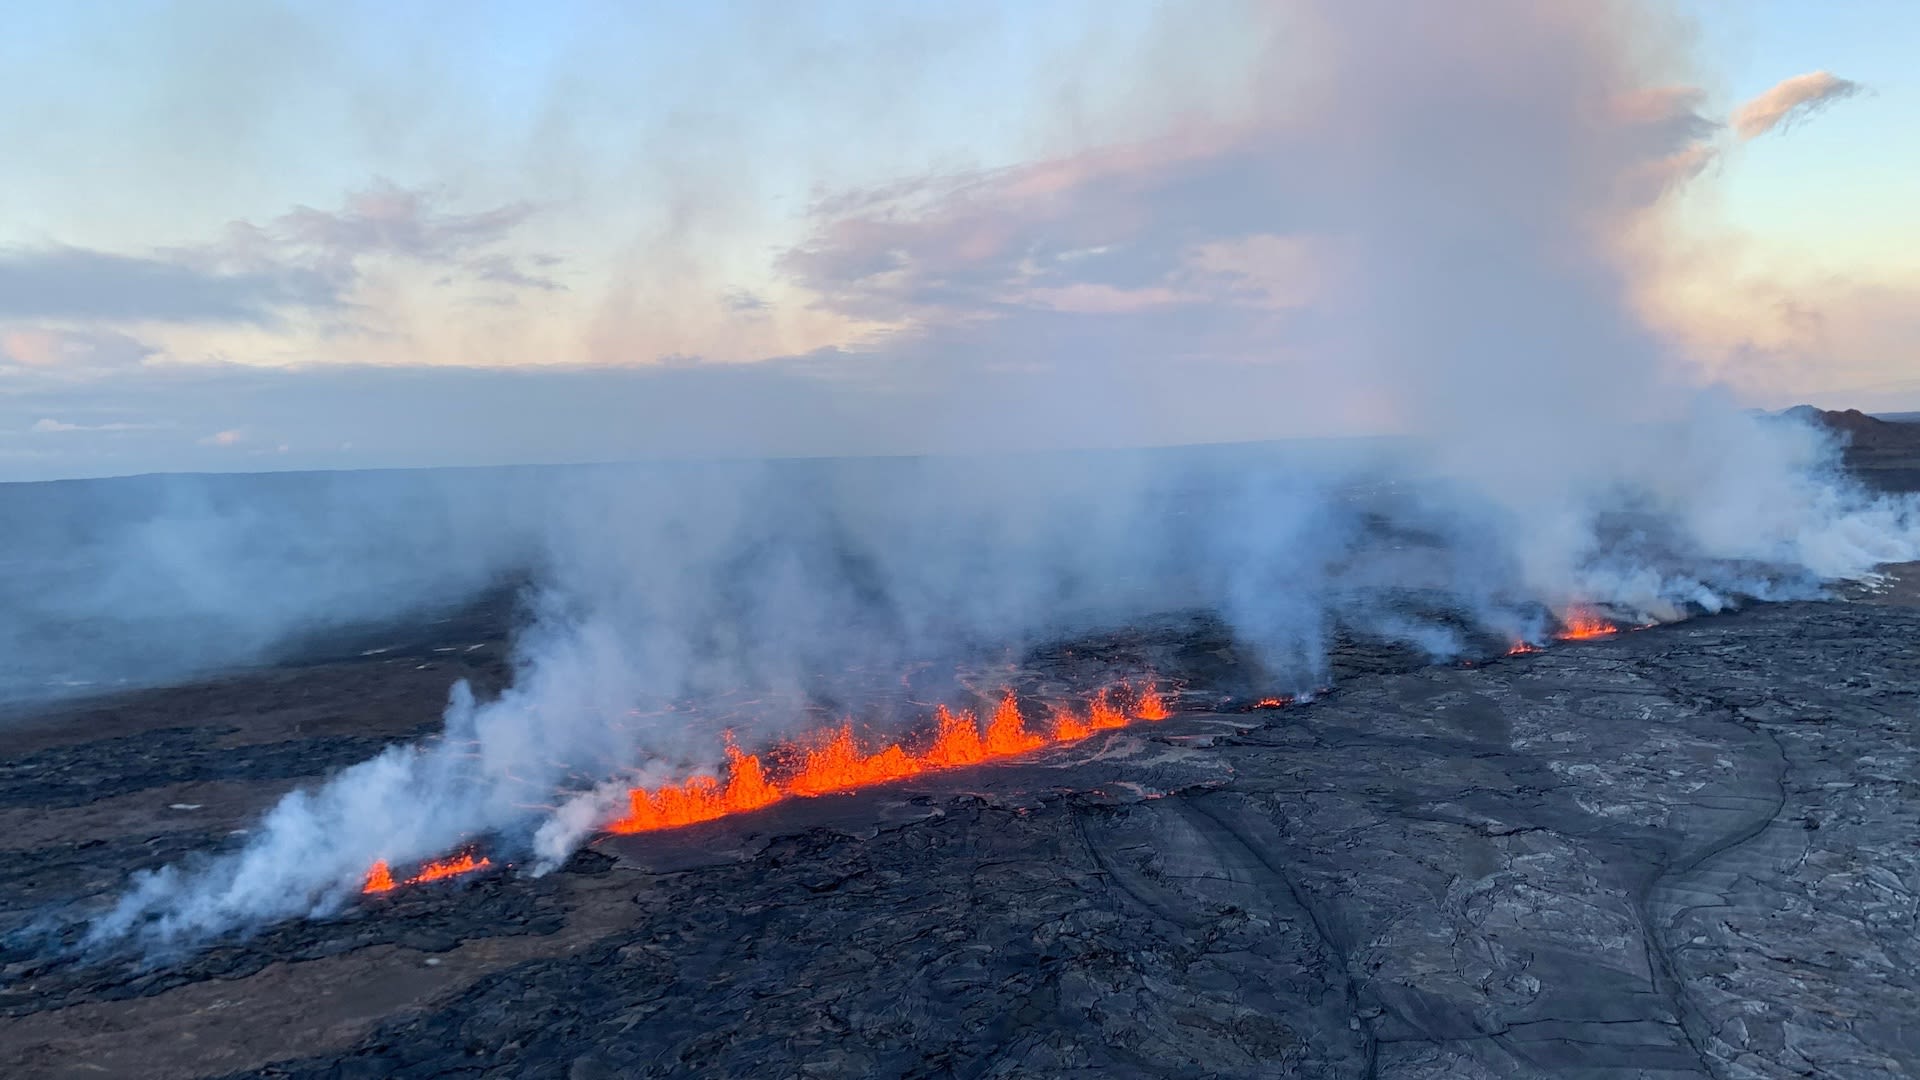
0,0,1913,481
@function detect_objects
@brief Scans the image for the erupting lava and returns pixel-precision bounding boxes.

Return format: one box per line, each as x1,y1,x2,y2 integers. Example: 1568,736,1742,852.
1134,683,1171,721
1504,606,1642,655
1555,608,1619,640
608,683,1170,836
361,680,1176,894
606,737,781,833
362,852,491,894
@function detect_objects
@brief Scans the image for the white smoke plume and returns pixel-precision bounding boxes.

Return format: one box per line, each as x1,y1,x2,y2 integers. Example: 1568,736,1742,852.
85,1,1920,949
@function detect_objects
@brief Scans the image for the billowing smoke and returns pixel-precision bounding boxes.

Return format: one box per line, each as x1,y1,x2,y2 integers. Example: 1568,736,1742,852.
84,1,1919,948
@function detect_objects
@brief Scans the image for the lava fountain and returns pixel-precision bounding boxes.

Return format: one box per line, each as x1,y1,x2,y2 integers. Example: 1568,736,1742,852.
1555,607,1619,640
363,681,1175,894
362,852,492,894
610,684,1169,833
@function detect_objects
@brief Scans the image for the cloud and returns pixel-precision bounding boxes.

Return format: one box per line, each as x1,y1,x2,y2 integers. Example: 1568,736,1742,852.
198,428,246,447
721,289,770,313
1,326,157,369
761,0,1740,455
1732,71,1861,141
204,181,557,303
778,131,1248,326
0,182,553,334
1641,262,1920,411
255,180,558,294
469,254,562,292
3,8,1914,482
0,248,333,324
272,181,534,263
29,417,160,433
1019,282,1192,314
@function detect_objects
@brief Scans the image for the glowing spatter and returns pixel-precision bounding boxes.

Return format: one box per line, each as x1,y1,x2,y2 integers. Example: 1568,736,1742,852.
362,852,491,894
1556,606,1619,640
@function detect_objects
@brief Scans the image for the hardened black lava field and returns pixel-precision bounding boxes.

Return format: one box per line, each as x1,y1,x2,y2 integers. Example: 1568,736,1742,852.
0,567,1917,1078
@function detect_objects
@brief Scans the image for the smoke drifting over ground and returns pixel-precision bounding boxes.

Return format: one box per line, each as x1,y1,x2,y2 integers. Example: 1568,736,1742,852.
0,468,548,706
76,2,1920,948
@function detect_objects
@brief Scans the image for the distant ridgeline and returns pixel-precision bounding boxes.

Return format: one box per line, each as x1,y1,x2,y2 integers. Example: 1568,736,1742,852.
1783,406,1920,495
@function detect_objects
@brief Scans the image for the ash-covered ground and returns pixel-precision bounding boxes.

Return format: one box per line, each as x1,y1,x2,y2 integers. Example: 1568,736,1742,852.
2,570,1918,1079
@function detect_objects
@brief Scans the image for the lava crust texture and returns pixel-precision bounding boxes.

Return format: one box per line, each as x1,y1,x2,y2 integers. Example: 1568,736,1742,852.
2,588,1918,1079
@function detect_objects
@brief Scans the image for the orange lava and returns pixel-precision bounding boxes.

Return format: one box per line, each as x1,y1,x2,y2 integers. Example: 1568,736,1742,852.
1050,704,1092,741
1555,608,1618,641
984,690,1046,756
1087,689,1128,731
1134,682,1171,721
924,705,986,766
1506,641,1539,655
410,852,491,884
368,680,1179,893
607,738,781,831
608,683,1170,837
361,852,491,894
784,722,923,797
1252,696,1292,709
363,861,394,893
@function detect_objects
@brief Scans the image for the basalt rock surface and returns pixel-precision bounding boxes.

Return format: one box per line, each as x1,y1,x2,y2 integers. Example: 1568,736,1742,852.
0,576,1917,1079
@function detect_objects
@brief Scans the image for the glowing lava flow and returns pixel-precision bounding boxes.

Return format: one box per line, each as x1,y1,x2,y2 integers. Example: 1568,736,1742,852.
1555,608,1619,640
606,683,1170,836
359,682,1173,894
1505,606,1635,655
362,852,492,894
608,737,783,832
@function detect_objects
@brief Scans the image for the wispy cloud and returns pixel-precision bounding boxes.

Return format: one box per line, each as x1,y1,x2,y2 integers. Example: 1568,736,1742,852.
252,180,556,292
0,182,553,334
721,289,770,313
1732,71,1862,141
30,417,160,433
469,253,562,292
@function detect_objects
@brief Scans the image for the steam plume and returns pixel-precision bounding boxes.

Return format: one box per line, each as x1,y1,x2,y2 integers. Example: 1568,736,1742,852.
85,1,1920,949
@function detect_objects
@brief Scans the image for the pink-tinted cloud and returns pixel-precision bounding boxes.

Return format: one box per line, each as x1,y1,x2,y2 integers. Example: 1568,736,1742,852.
1646,265,1920,410
769,0,1728,454
278,183,531,259
0,183,556,337
1732,71,1861,140
1,326,156,368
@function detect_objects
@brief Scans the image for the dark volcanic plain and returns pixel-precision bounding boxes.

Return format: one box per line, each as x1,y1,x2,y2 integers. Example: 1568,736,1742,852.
2,419,1918,1080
